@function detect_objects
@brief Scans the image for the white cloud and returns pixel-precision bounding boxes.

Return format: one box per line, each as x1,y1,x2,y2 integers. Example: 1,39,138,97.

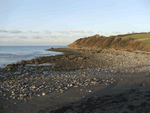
70,29,85,33
87,30,94,33
57,31,68,34
43,36,51,38
113,30,120,34
18,34,27,39
71,34,86,38
0,34,13,38
10,29,22,33
32,36,41,39
50,35,59,38
57,35,71,38
27,30,39,33
55,40,64,42
0,30,8,33
105,33,109,35
98,31,103,33
44,30,51,34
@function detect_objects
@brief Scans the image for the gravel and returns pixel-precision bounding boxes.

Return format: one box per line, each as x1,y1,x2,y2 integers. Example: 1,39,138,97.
1,48,150,112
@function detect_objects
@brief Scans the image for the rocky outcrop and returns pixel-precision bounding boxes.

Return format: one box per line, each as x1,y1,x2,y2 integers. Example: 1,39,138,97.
67,34,150,52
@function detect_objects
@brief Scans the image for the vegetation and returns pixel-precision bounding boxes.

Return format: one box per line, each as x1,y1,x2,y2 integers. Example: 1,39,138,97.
67,33,150,52
121,32,150,40
139,39,150,45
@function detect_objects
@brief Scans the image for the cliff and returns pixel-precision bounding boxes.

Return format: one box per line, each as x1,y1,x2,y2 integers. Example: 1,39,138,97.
67,34,150,52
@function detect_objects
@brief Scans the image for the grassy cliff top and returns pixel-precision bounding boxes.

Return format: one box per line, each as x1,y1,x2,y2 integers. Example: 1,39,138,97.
67,32,150,52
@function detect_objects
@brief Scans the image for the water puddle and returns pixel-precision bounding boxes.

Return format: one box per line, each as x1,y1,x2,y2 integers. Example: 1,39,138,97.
25,63,55,67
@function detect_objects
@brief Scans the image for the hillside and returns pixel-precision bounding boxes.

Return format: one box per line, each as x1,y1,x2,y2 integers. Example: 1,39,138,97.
121,33,150,45
67,33,150,52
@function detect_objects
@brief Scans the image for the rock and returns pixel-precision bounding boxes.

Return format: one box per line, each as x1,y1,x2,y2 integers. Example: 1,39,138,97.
140,102,147,106
139,82,146,86
127,105,135,111
91,81,97,85
6,64,15,68
89,90,92,93
143,83,146,86
20,60,26,64
70,84,73,87
78,57,85,60
102,79,105,82
12,96,15,99
7,67,12,71
29,60,34,64
60,89,64,93
64,87,68,90
34,60,40,65
74,85,78,87
105,83,109,85
19,94,24,100
42,93,45,96
20,64,25,67
31,86,36,89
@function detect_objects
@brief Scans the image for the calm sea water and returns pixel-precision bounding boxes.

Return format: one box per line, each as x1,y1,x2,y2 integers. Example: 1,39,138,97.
0,46,65,68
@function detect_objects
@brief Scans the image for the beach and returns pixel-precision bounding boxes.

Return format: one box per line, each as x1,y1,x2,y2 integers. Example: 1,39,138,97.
1,47,150,113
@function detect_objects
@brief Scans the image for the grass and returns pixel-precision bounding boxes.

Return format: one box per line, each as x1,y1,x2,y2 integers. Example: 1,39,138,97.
68,33,150,52
139,39,150,45
121,33,150,40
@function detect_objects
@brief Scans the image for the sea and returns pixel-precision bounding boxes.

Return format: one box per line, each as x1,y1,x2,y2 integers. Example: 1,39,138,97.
0,46,65,68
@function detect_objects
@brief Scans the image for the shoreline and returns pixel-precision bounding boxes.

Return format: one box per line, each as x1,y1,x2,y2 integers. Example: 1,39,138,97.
1,47,150,112
0,46,64,69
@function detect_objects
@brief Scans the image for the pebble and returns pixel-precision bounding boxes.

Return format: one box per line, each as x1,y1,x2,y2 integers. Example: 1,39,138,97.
42,93,45,96
1,48,150,112
89,90,92,92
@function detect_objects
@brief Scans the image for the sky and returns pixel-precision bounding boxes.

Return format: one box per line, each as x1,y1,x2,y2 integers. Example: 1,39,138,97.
0,0,150,46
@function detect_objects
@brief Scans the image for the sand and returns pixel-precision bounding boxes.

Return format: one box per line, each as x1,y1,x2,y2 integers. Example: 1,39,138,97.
1,47,150,113
2,73,150,113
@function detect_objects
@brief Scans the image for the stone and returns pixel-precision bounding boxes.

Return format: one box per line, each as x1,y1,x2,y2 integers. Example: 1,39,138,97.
105,83,109,85
60,89,64,93
89,90,92,93
127,105,135,111
70,84,73,87
42,93,45,96
74,85,78,87
142,83,146,86
64,87,68,90
7,67,12,71
12,96,15,99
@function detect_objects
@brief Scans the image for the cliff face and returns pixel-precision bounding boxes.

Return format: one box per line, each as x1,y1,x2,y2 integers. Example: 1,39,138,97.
67,34,150,52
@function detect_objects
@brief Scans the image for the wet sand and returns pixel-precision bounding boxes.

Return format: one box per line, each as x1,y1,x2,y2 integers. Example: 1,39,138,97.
1,73,150,113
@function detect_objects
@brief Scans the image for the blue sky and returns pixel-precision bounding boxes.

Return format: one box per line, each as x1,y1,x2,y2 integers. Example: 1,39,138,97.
0,0,150,46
